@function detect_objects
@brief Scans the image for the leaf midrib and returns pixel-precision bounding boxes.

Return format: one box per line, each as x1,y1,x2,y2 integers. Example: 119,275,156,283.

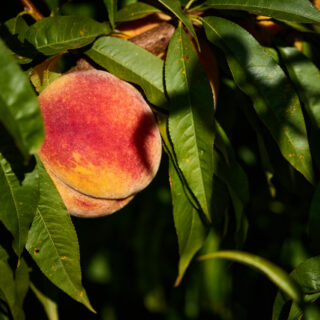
0,159,22,253
88,45,165,96
172,27,210,215
35,206,85,304
203,18,311,177
206,2,320,21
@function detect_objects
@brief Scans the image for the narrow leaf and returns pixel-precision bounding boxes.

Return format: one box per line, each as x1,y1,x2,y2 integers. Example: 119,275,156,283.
25,16,111,55
273,255,320,320
169,160,208,286
278,47,320,128
0,260,25,320
85,36,167,107
198,250,304,304
158,114,200,210
0,154,39,256
0,38,44,156
103,0,117,29
166,26,215,223
2,16,36,64
26,157,94,313
30,283,59,320
116,2,160,22
158,0,198,45
205,0,320,23
203,16,314,184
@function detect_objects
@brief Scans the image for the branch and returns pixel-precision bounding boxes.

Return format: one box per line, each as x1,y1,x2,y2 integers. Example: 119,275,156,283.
19,0,44,20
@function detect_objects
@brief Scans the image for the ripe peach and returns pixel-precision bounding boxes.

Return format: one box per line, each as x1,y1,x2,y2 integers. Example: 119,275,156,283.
38,69,162,217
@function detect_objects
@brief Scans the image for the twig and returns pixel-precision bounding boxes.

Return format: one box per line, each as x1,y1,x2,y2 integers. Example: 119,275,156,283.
19,0,44,20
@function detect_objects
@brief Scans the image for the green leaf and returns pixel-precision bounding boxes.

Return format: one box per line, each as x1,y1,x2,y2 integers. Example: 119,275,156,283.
15,259,30,310
116,2,160,22
26,157,94,313
278,47,320,128
273,256,320,320
203,16,314,184
0,245,9,262
158,0,198,45
2,16,36,64
205,0,320,23
30,55,62,94
198,250,304,304
169,160,208,286
30,283,59,320
0,38,44,157
103,0,117,29
0,260,25,320
0,154,39,256
25,16,111,56
166,26,215,223
85,36,167,107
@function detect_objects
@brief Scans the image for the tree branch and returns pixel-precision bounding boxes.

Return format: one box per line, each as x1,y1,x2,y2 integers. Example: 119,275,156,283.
19,0,44,20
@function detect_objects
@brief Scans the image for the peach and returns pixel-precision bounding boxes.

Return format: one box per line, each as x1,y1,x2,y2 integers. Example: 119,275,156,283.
38,69,162,217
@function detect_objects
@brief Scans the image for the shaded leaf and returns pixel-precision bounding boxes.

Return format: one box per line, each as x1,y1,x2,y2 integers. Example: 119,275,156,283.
85,36,167,107
25,16,111,56
116,2,160,22
15,259,30,309
169,160,208,286
0,154,39,256
198,250,304,304
205,0,320,23
30,283,59,320
30,55,62,94
166,26,215,223
273,256,320,320
2,16,36,64
278,47,320,128
158,0,198,46
203,16,314,184
0,260,25,320
103,0,117,28
26,157,94,313
0,38,44,157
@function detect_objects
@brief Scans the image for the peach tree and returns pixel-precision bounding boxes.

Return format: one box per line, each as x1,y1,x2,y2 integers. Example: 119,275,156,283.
2,0,320,319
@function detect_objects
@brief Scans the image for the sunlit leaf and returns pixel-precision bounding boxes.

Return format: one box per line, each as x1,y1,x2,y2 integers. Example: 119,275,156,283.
169,160,208,286
30,283,59,320
116,2,160,22
205,0,320,23
166,25,215,223
26,157,94,313
85,36,167,107
199,250,304,304
158,0,198,45
25,16,111,55
203,16,314,184
103,0,117,28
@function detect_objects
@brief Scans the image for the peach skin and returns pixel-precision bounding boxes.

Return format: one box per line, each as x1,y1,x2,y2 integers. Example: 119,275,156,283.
38,69,162,216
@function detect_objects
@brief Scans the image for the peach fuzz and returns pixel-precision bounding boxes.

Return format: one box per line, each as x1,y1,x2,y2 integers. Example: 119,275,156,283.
38,70,162,209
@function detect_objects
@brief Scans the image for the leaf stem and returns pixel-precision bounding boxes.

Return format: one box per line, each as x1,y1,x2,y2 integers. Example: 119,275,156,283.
19,0,44,20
